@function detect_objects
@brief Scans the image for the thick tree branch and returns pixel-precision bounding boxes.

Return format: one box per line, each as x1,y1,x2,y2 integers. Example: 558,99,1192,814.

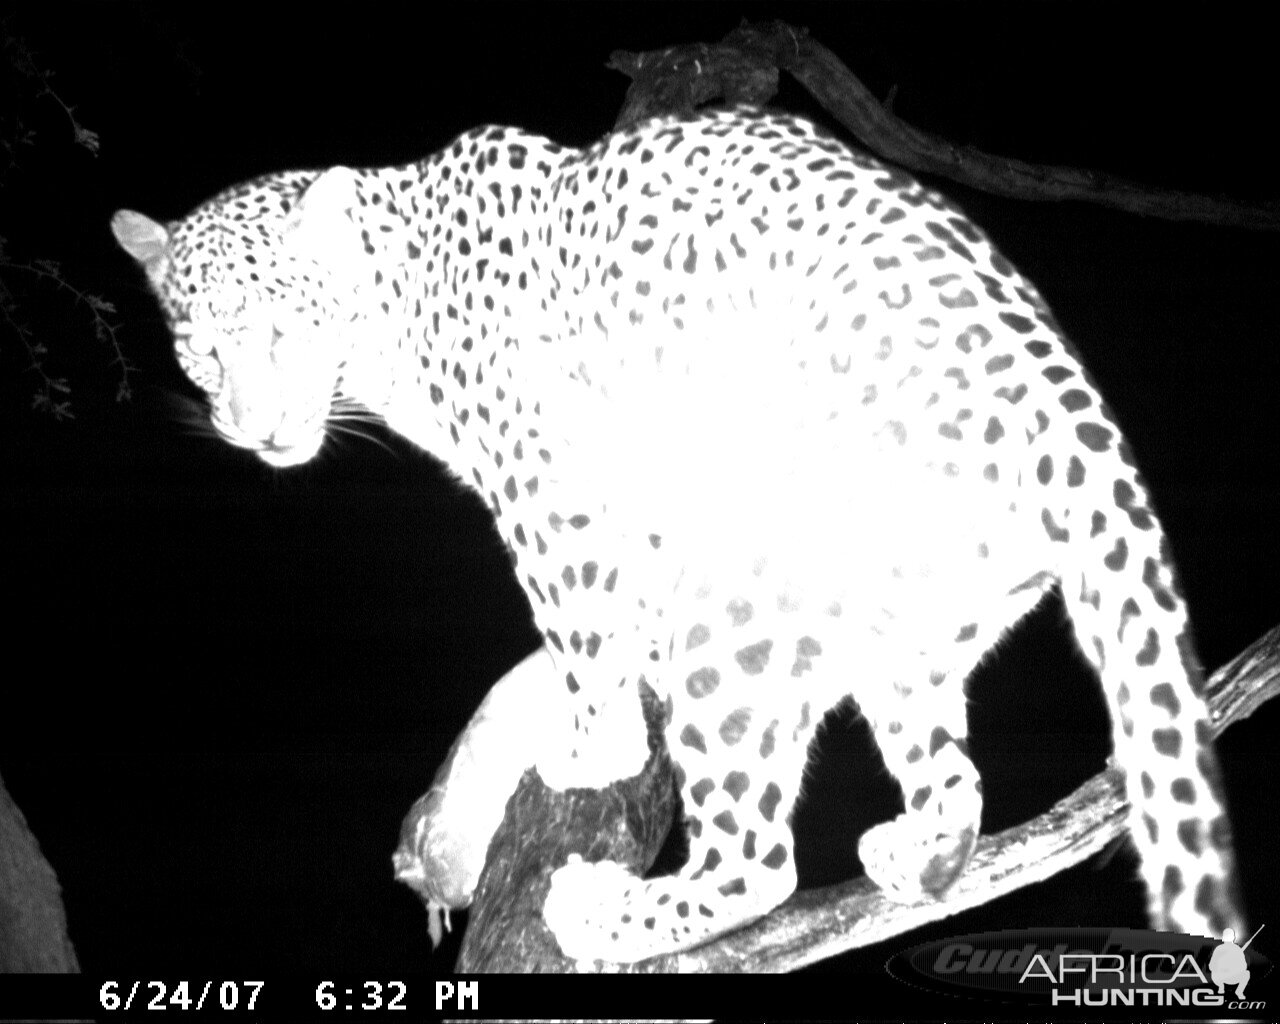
401,625,1279,972
609,21,1280,231
0,771,80,972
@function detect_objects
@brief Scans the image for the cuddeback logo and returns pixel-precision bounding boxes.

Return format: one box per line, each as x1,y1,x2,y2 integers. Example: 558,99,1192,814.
886,926,1270,1012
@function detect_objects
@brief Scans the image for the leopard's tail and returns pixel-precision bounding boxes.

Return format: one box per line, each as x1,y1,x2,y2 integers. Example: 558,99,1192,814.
1051,433,1243,937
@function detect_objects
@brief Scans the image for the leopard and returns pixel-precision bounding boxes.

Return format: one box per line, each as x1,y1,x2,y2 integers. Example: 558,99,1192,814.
112,106,1242,964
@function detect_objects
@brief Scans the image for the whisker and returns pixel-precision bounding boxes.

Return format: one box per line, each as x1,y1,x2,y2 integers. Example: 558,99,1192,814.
328,410,385,426
157,389,219,440
328,398,381,422
326,420,400,459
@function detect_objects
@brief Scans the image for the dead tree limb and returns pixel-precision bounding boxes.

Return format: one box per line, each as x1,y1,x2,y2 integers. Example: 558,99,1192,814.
609,20,1280,231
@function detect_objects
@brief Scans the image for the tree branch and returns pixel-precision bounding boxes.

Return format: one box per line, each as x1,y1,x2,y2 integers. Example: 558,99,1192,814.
609,21,1280,231
0,771,80,972
397,624,1279,972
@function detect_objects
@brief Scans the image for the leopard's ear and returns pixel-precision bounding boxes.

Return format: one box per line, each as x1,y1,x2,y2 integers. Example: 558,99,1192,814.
111,210,170,285
284,168,362,264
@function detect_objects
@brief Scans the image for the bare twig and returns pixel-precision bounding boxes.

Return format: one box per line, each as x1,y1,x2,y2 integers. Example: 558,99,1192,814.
0,256,133,417
1,29,115,417
2,33,100,155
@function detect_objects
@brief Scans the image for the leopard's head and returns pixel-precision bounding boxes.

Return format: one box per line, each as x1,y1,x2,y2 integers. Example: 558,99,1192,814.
113,168,366,467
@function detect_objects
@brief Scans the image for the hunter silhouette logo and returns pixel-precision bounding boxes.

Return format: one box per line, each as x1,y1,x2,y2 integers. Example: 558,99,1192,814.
1210,925,1262,999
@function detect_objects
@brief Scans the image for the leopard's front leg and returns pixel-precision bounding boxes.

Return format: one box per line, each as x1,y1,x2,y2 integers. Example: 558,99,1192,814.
500,494,665,794
542,562,837,963
394,647,563,924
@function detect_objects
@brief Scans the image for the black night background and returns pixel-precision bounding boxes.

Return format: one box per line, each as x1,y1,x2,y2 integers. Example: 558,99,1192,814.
1,2,1277,1009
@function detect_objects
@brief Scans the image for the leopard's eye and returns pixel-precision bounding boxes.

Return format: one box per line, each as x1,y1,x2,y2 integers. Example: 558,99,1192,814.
173,324,216,359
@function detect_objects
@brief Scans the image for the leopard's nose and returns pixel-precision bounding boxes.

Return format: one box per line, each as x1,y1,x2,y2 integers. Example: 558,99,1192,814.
227,376,284,438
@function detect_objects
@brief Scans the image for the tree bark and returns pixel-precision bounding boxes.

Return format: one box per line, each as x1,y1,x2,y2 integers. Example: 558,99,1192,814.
0,771,80,973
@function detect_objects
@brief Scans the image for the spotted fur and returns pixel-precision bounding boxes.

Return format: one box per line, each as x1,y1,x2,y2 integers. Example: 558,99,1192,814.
113,107,1241,962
